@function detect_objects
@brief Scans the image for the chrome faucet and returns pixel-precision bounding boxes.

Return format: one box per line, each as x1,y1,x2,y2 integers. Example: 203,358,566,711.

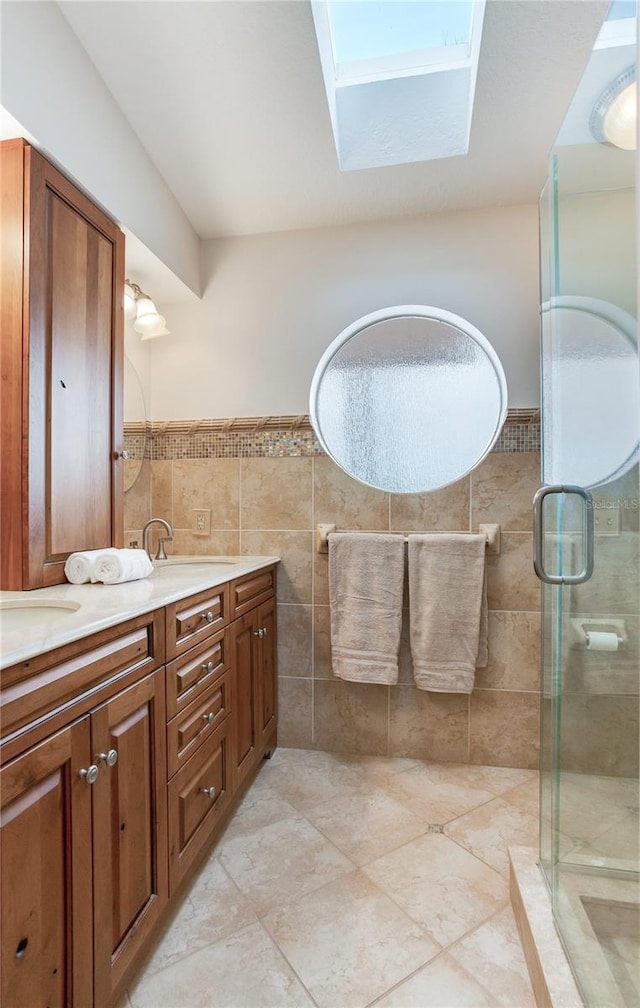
142,517,174,560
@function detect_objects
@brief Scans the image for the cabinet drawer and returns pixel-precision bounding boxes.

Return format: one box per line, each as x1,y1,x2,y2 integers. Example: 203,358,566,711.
168,717,233,892
165,627,228,719
167,669,232,778
231,565,276,618
1,610,164,759
165,584,229,660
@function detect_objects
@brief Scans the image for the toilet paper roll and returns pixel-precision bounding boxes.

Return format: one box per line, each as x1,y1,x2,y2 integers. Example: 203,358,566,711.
585,631,619,652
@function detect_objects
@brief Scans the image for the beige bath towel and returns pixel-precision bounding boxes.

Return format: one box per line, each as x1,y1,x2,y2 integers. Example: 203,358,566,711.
329,533,405,684
408,534,488,694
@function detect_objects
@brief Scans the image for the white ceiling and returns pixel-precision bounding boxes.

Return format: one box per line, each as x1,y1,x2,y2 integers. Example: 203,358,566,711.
57,0,610,241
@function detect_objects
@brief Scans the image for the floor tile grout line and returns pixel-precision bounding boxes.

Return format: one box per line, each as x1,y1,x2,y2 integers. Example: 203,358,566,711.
255,916,324,1008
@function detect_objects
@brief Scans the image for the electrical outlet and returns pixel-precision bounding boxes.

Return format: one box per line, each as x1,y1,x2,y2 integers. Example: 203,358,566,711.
192,509,211,535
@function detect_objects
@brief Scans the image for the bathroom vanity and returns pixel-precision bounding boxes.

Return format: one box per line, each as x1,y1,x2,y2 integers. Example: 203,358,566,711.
0,556,278,1008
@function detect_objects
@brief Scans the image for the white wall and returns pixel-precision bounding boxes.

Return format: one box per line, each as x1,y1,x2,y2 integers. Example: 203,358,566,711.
1,1,201,296
149,203,540,419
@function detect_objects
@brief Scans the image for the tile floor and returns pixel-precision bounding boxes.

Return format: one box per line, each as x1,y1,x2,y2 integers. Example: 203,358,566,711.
122,748,540,1008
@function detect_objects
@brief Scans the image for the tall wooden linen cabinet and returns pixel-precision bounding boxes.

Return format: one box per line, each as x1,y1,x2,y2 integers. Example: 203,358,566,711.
0,138,125,590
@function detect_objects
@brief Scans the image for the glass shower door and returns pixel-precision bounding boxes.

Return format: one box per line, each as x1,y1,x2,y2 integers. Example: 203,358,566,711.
537,39,640,1004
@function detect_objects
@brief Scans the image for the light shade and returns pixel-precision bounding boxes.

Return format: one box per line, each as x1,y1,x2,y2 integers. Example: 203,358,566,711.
590,66,637,150
125,279,171,339
123,281,138,320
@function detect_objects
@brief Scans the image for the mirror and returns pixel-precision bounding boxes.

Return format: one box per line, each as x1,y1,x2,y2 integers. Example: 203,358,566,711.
309,305,508,493
123,355,147,492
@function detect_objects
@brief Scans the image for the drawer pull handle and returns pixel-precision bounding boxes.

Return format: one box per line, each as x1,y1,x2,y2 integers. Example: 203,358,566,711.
202,712,216,725
98,749,118,768
201,611,215,624
201,660,216,673
200,786,216,799
79,764,99,785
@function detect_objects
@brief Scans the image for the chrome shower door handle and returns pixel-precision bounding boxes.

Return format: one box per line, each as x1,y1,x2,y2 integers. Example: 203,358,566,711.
533,484,594,585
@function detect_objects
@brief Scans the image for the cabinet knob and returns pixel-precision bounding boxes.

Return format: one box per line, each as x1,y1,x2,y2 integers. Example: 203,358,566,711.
98,749,118,768
253,627,267,638
201,661,215,673
201,611,214,624
199,786,216,799
202,712,216,725
118,449,131,461
79,764,99,784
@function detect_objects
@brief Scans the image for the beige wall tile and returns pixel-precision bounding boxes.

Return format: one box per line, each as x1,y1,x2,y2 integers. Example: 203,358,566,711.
170,529,240,556
277,679,314,749
242,531,313,604
124,459,151,531
487,533,541,612
471,452,540,532
150,460,172,518
476,612,541,691
313,604,332,680
389,687,469,762
241,458,312,530
585,694,639,777
172,458,240,530
570,531,639,615
313,550,329,605
278,604,312,678
313,456,389,530
470,690,540,770
390,477,470,533
314,680,389,756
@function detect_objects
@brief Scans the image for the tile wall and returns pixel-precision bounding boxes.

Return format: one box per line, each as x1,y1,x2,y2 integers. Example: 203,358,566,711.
125,441,543,770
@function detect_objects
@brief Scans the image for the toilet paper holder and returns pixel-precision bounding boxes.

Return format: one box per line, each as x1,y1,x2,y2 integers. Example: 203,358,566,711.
570,617,627,649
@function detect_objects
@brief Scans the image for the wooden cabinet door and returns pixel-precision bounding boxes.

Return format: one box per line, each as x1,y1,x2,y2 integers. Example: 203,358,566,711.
229,611,258,789
0,718,93,1008
256,598,277,750
91,670,168,1008
0,139,124,590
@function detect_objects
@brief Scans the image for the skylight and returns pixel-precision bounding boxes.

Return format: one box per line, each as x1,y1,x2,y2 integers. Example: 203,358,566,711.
312,0,486,171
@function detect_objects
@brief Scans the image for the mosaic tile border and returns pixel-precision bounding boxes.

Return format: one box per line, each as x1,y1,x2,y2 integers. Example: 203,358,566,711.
124,410,540,459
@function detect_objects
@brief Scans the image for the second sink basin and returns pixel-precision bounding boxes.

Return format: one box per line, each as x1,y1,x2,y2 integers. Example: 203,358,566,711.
0,598,81,632
153,555,240,568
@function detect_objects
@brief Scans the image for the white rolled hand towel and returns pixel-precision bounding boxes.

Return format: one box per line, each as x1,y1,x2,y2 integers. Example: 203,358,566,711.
64,549,107,584
92,548,154,585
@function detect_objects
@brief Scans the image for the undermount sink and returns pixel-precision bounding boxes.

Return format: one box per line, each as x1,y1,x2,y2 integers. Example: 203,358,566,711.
153,556,240,568
0,598,81,632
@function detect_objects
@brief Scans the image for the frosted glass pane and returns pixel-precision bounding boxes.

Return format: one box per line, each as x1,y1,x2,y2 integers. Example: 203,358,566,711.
310,308,507,493
541,296,639,488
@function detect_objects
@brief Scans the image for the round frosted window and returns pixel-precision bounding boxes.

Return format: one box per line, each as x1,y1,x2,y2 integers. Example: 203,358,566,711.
309,306,508,493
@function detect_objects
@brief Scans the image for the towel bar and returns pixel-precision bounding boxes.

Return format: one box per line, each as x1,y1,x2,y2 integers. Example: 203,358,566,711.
316,523,501,555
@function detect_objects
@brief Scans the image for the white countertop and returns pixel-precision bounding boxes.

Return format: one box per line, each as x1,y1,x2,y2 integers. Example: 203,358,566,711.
0,555,279,669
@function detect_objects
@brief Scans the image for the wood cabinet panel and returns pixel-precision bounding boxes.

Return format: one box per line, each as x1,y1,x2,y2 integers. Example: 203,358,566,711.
165,583,229,660
165,625,227,719
256,597,277,750
1,610,164,759
49,194,113,556
167,668,232,778
230,566,276,618
168,717,232,892
230,611,258,789
0,138,125,590
91,670,168,1008
0,718,93,1008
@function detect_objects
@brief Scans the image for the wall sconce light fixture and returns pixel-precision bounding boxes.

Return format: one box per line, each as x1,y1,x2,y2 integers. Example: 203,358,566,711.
124,279,170,340
590,65,637,150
